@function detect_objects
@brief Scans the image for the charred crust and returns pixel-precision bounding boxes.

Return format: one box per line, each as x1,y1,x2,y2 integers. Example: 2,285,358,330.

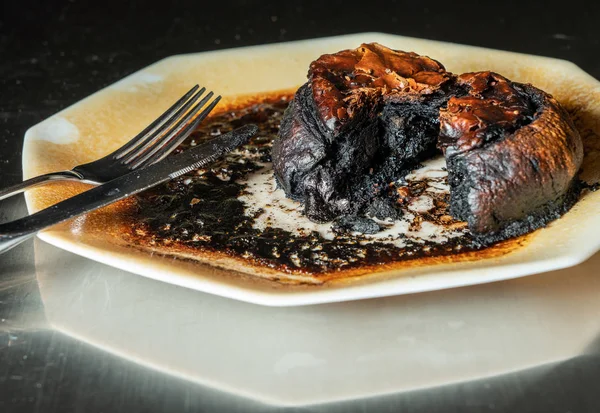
273,44,584,241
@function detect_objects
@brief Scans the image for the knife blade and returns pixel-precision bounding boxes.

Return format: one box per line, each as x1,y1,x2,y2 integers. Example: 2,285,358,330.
0,124,258,252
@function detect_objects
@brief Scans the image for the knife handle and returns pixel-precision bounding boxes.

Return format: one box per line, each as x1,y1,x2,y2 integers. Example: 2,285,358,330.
0,188,125,254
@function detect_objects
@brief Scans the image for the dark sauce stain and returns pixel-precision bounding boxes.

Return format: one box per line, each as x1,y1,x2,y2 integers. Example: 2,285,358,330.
127,92,525,277
582,181,600,192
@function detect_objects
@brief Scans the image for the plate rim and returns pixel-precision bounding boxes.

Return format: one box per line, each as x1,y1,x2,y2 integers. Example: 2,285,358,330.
23,32,600,307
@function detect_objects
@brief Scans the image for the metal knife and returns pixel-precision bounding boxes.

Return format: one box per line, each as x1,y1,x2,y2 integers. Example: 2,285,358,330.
0,125,258,253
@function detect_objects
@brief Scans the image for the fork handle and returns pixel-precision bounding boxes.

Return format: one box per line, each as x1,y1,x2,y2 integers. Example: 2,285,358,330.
0,171,83,201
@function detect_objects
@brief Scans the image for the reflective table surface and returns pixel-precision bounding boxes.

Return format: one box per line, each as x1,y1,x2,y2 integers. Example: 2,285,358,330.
1,1,600,412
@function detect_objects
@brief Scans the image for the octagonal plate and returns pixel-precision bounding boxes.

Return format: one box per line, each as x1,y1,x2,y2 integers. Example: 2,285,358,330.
22,33,600,306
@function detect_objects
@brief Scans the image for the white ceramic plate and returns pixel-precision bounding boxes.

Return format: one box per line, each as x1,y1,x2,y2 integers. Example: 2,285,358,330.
23,33,600,306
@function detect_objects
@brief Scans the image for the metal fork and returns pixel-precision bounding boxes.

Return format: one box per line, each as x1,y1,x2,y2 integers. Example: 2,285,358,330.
0,85,221,201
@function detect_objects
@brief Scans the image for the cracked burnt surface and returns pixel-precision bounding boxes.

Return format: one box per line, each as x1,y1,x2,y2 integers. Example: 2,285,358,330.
127,94,524,276
272,43,584,244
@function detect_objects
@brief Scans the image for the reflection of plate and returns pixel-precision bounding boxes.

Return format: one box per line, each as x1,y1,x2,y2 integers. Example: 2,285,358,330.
23,33,600,306
34,239,600,406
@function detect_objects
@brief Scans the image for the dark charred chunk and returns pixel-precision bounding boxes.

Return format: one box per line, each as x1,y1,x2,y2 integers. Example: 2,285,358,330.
273,43,455,223
272,44,584,244
332,216,381,235
273,82,382,222
440,72,583,241
365,197,402,221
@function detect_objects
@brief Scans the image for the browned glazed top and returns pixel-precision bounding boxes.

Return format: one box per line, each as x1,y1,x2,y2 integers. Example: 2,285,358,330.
438,71,534,153
309,42,451,131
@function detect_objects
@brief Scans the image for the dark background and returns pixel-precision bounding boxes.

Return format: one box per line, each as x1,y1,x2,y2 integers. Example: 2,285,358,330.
1,0,599,412
2,0,599,186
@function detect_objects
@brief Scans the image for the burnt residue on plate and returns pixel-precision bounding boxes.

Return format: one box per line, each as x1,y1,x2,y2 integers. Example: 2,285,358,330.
126,92,528,277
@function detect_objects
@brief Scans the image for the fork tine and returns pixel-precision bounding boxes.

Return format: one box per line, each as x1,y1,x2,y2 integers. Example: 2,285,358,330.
118,86,207,162
113,85,200,159
143,95,223,166
129,94,221,170
124,91,214,168
127,92,218,169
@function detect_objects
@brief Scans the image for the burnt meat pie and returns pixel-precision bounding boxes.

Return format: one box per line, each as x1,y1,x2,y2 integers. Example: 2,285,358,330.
272,43,583,243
